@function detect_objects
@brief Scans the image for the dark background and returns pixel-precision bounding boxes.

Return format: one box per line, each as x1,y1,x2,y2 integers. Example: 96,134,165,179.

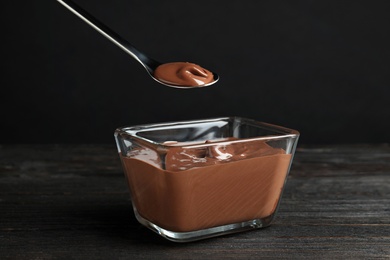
1,0,389,144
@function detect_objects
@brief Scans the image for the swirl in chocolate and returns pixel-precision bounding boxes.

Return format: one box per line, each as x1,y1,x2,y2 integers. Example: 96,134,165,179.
153,62,214,87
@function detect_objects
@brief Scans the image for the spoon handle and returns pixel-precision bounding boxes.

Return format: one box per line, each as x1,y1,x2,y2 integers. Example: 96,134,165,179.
57,0,159,74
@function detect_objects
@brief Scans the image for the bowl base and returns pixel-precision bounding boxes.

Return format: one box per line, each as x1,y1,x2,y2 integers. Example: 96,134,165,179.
133,208,275,242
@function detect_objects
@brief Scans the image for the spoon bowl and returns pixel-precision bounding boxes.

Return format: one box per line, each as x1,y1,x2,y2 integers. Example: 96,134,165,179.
57,0,219,88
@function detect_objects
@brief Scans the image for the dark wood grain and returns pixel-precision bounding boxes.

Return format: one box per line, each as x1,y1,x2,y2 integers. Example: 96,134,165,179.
1,144,389,259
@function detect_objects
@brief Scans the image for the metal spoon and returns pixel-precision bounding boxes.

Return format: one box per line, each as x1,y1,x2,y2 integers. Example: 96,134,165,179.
57,0,219,88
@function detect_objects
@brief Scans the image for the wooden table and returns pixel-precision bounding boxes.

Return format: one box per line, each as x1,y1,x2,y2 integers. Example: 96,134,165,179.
1,144,389,259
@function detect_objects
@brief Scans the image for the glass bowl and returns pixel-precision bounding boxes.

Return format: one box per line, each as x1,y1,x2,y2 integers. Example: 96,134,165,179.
114,117,299,242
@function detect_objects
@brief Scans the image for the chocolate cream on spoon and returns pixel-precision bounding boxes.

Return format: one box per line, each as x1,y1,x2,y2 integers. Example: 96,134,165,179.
154,62,214,87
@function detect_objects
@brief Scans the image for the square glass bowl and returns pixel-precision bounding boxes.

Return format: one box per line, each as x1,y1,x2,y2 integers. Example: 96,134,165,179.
114,117,299,242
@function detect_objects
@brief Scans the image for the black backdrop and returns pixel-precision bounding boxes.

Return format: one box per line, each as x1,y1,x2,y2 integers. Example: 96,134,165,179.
2,0,390,144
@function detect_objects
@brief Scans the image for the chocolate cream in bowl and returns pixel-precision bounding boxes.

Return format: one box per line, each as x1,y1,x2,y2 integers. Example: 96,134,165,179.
120,139,292,232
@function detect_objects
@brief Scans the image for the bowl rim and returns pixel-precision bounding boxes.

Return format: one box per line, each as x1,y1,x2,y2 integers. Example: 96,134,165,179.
115,116,300,148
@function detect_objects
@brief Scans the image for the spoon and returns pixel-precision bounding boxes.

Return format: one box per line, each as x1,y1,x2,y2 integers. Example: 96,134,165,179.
57,0,219,88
